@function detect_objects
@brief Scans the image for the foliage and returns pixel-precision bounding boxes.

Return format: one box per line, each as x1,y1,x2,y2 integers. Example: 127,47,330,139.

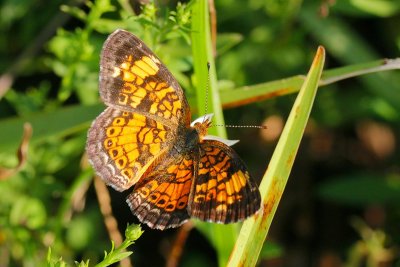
46,224,143,267
0,0,399,266
228,46,326,266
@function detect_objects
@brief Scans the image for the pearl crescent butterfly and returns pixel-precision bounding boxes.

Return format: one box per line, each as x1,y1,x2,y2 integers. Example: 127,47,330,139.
86,29,261,230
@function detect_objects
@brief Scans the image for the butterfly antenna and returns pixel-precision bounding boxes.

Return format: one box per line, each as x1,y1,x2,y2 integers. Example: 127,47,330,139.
203,62,211,124
204,63,266,129
213,124,268,129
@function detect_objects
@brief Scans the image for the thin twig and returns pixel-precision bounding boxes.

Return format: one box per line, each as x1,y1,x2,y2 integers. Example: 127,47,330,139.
0,123,32,180
166,221,194,267
208,0,217,57
94,175,132,267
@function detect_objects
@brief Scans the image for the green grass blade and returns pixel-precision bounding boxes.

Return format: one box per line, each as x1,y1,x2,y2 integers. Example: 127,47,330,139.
300,9,400,109
227,46,325,267
220,75,305,109
191,0,225,134
0,104,103,152
220,58,400,109
321,58,400,85
191,1,238,266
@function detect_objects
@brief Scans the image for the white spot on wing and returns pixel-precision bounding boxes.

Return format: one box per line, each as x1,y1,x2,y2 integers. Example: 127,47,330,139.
112,67,121,77
150,55,160,64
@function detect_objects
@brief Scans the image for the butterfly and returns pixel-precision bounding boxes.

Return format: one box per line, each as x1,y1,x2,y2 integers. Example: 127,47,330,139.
86,29,261,230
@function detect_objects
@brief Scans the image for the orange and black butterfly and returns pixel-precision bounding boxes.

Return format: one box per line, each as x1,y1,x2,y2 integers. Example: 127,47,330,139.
86,29,261,230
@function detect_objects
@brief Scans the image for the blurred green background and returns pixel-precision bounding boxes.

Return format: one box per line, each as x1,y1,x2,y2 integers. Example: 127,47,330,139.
1,0,400,266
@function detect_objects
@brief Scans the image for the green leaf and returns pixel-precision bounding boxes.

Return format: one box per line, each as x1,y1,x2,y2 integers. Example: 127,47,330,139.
216,33,243,56
10,196,47,229
66,216,95,250
259,242,283,261
350,0,400,17
0,104,103,152
219,58,400,109
227,46,325,267
95,224,143,267
300,9,400,111
191,1,238,266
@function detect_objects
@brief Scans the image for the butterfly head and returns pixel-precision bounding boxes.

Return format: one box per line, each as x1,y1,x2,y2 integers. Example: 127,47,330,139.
190,113,213,140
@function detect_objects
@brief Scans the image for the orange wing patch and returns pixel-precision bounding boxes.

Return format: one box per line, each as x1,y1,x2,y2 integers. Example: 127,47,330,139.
127,156,194,230
113,55,160,81
98,30,190,126
109,54,183,122
87,107,172,192
188,141,260,224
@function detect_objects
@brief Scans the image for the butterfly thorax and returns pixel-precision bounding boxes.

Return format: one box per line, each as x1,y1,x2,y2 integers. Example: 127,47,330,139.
183,128,199,152
172,118,210,156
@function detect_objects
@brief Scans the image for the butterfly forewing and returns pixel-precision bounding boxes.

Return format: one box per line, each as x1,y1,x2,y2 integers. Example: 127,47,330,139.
87,107,174,191
100,29,191,127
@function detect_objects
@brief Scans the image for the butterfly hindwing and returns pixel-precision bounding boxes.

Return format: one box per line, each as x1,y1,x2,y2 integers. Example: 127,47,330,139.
188,140,261,223
126,155,194,230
